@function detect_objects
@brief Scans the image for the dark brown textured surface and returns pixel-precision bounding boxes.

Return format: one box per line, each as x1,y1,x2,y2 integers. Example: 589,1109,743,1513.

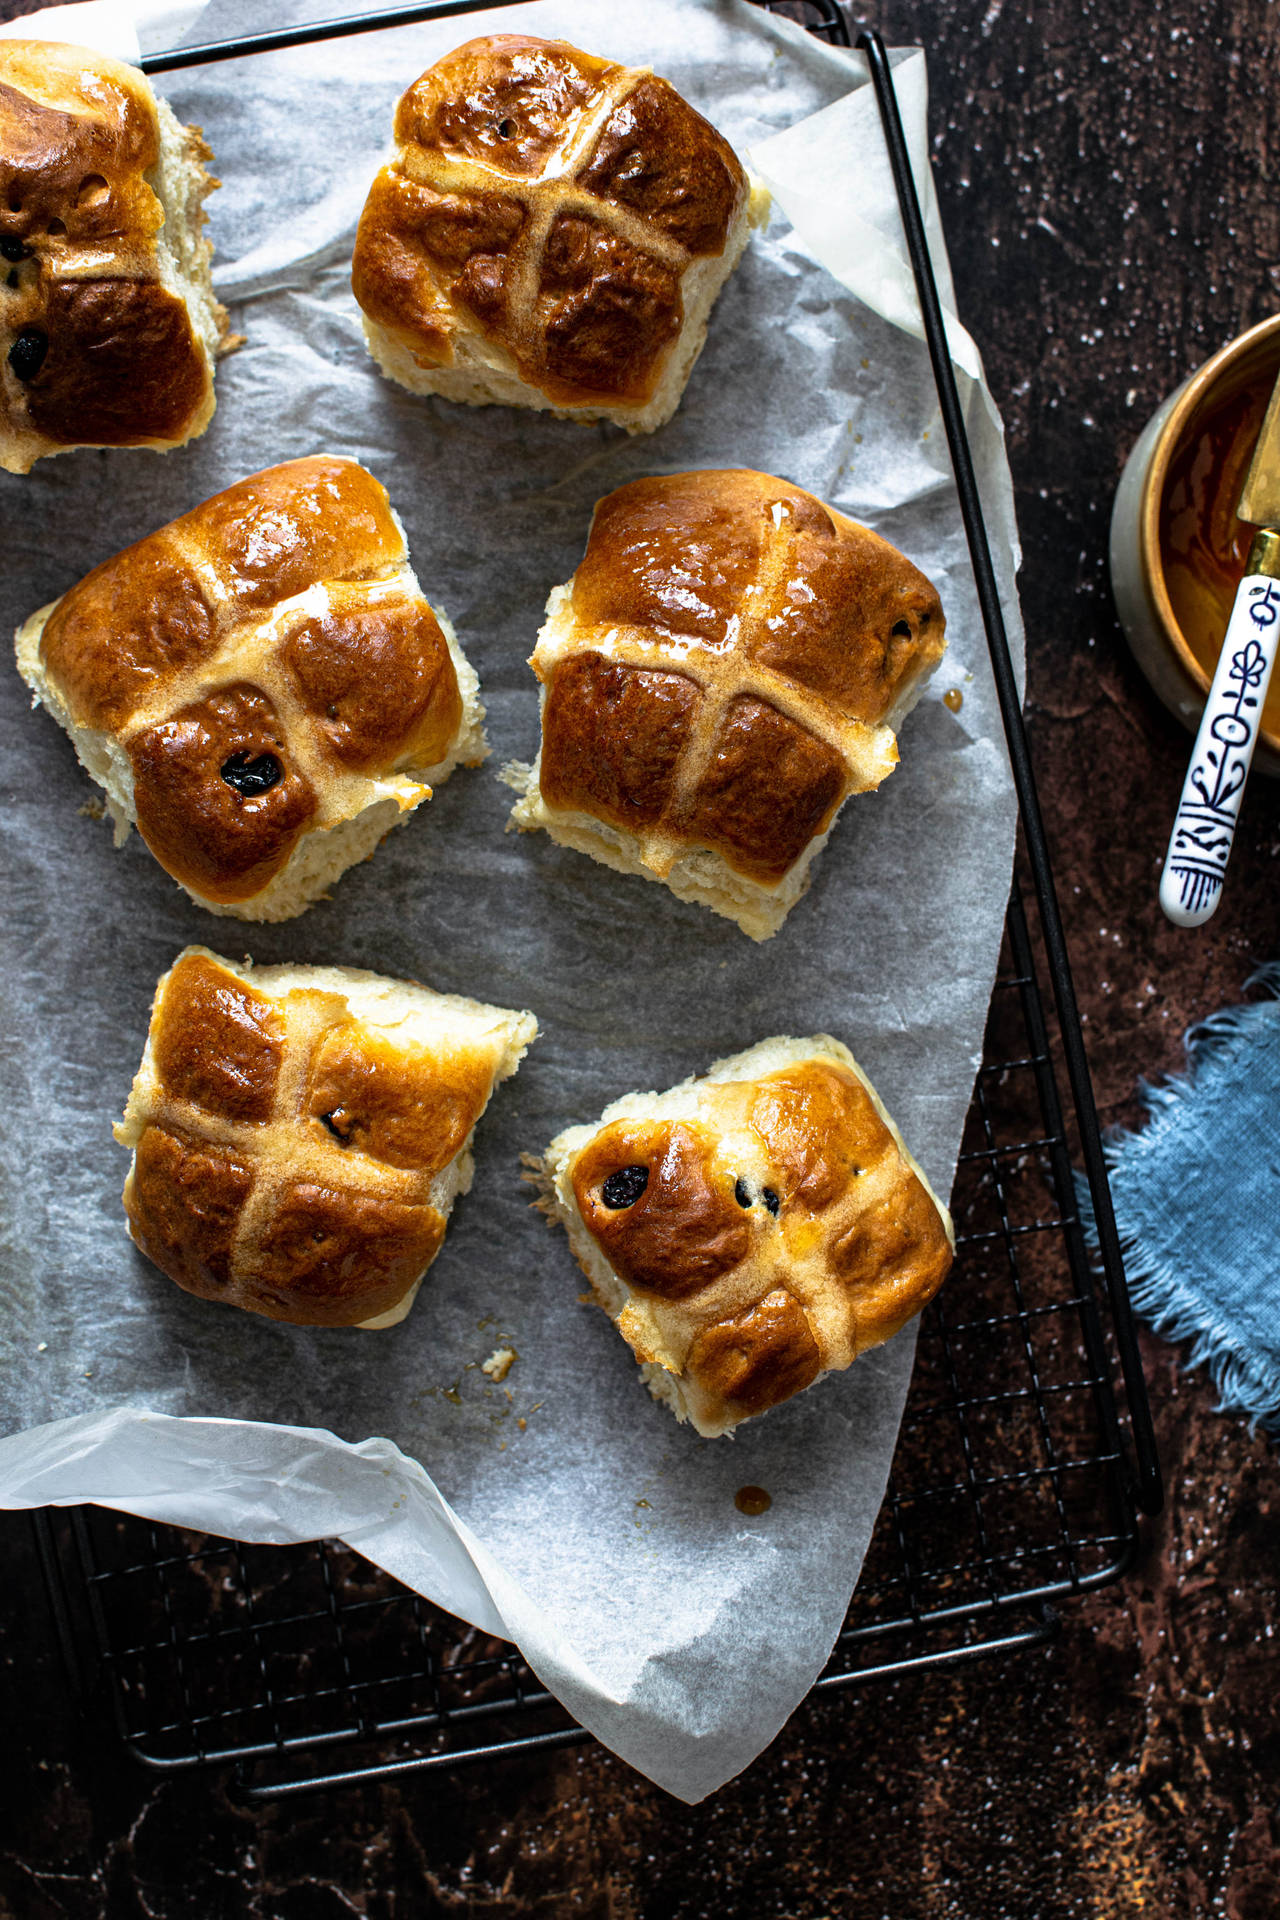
683,692,848,878
127,1123,255,1296
245,1178,444,1320
575,75,743,254
399,35,613,177
4,0,1280,1914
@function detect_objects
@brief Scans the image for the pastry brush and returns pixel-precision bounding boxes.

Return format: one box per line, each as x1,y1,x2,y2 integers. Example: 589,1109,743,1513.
1159,368,1280,926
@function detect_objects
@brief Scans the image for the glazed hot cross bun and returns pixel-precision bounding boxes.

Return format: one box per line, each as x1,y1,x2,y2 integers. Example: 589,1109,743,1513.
15,455,486,919
536,1036,954,1437
506,468,947,939
117,948,538,1328
351,33,765,431
0,39,230,473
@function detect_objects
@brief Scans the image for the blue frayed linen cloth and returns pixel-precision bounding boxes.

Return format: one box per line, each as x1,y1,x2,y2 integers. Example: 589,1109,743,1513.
1078,965,1280,1434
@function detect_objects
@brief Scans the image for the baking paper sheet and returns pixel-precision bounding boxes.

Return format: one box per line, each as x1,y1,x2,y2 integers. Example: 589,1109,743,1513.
0,0,1023,1801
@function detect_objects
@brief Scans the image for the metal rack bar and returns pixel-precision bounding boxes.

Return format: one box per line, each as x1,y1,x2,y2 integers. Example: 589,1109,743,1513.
818,1604,1062,1692
30,1507,86,1702
854,30,1161,1517
238,1724,586,1800
139,0,535,74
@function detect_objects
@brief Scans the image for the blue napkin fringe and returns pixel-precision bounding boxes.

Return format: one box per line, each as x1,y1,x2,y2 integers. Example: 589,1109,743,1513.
1078,964,1280,1435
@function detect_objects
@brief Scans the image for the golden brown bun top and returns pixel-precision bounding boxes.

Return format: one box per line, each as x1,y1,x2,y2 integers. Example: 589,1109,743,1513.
351,33,747,407
0,40,212,464
535,469,947,885
396,35,619,178
119,950,514,1326
35,455,464,905
570,1057,953,1423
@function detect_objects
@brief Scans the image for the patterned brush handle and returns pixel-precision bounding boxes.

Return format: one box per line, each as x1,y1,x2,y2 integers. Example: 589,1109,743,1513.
1160,526,1280,927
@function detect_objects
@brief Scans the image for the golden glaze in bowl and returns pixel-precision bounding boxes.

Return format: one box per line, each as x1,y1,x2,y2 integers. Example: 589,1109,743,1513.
1111,312,1280,776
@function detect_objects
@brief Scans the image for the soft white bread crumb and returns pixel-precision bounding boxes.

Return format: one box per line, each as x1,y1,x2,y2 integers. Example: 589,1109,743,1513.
147,95,232,440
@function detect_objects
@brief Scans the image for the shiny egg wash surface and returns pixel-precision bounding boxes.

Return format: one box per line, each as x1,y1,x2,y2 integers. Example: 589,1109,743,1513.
563,1054,955,1435
1160,360,1280,738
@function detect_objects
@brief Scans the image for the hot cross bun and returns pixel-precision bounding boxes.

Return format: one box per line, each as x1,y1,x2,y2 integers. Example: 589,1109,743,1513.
351,33,764,432
536,1036,954,1436
0,39,229,473
15,455,486,919
116,947,538,1328
506,468,947,938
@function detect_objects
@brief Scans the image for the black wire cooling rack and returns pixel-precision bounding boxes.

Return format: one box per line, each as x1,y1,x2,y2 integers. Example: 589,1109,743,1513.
30,0,1164,1799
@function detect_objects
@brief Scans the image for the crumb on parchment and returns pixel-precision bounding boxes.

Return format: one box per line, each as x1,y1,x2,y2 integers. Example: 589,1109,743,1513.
482,1346,517,1383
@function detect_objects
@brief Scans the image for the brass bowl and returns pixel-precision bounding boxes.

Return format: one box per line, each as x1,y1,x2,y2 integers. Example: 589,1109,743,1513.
1110,311,1280,776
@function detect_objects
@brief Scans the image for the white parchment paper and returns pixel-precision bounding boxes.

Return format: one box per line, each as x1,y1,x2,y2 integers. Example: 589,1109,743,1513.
0,0,1023,1801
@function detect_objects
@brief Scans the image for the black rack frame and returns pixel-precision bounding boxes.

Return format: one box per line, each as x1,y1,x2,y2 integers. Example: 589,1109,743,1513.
30,0,1162,1800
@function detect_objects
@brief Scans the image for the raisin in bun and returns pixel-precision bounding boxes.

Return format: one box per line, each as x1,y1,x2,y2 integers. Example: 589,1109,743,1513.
0,39,230,473
535,1036,954,1437
506,468,947,939
116,947,538,1328
15,455,486,920
351,33,766,433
